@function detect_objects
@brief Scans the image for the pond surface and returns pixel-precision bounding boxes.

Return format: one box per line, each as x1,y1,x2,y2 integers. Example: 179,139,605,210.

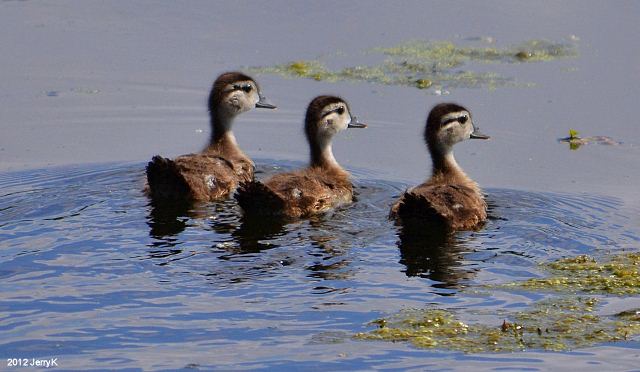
1,1,640,370
1,162,639,370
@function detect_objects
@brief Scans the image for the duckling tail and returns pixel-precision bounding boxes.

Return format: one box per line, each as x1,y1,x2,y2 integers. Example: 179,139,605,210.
146,155,191,200
235,181,285,215
391,192,449,229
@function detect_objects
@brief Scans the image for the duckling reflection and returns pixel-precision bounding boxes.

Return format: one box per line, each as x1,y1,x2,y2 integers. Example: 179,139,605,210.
228,215,287,253
397,222,477,289
147,199,191,241
146,196,239,241
305,221,354,281
145,203,194,264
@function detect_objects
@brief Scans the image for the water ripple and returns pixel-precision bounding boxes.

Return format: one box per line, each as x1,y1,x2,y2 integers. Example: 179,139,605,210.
0,162,638,369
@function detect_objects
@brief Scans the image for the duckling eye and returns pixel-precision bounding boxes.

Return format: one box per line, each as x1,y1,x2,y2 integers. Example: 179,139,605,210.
241,85,253,93
336,107,345,115
458,115,468,124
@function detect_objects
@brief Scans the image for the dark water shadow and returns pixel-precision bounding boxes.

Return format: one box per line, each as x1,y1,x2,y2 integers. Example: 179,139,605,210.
229,215,288,253
395,219,476,290
146,198,191,240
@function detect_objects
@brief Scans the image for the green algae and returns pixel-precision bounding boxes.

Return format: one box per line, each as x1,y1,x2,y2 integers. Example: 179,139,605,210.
356,252,640,353
355,297,640,353
568,128,580,140
507,253,640,294
248,38,576,91
374,39,576,65
414,78,432,89
251,58,510,90
512,40,578,62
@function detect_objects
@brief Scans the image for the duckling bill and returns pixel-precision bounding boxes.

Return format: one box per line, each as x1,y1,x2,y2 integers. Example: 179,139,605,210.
235,95,366,219
390,103,490,231
146,72,276,202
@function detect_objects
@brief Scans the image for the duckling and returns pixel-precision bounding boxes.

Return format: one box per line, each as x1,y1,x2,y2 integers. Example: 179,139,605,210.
390,103,490,230
235,95,366,219
146,72,276,201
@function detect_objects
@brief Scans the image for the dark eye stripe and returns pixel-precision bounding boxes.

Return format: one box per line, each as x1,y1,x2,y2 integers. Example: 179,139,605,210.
232,84,253,92
442,115,468,126
322,106,345,118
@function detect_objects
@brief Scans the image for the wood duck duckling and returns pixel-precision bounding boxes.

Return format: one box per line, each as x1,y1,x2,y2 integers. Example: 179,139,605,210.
146,72,276,201
235,95,366,219
390,103,490,230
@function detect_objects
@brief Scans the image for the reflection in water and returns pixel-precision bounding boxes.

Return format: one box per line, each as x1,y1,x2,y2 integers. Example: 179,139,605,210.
396,220,476,289
146,199,190,240
230,215,287,253
144,162,363,283
147,197,241,240
306,222,354,281
2,163,640,370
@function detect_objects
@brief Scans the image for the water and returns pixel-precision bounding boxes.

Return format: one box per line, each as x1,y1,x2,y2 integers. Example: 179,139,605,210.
1,162,638,370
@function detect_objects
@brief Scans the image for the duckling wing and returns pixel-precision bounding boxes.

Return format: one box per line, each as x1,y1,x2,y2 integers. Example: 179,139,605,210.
274,172,354,217
236,171,350,218
146,153,249,201
391,184,486,230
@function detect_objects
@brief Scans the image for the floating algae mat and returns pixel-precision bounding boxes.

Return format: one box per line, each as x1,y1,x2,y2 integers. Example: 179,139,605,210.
505,253,640,295
248,38,577,91
356,252,640,352
355,297,640,353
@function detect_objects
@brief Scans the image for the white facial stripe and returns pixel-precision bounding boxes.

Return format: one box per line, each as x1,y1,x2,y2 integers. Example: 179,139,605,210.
441,121,457,131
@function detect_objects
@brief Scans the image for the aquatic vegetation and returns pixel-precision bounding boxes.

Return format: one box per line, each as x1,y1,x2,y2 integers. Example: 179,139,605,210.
248,38,577,91
283,60,329,81
511,40,578,62
568,128,580,140
355,297,640,352
250,58,511,91
374,39,577,65
508,253,640,294
415,78,432,89
559,129,621,150
357,252,640,352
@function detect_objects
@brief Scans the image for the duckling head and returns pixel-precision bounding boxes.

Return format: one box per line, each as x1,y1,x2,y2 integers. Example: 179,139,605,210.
208,72,276,119
305,95,366,146
425,103,489,155
304,95,366,168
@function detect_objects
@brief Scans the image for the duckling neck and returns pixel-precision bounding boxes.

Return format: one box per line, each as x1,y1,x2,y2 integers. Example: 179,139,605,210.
204,111,242,156
310,139,346,174
430,148,471,184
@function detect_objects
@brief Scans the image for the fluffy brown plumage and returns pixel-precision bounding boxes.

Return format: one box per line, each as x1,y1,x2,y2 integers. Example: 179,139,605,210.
390,102,490,230
146,72,276,202
236,95,366,219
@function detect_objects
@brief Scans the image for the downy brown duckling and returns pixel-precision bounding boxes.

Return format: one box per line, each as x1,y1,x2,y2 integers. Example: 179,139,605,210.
390,103,490,230
146,72,276,201
235,95,366,219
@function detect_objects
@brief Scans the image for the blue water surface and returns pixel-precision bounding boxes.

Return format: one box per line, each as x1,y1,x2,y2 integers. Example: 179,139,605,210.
1,162,639,370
